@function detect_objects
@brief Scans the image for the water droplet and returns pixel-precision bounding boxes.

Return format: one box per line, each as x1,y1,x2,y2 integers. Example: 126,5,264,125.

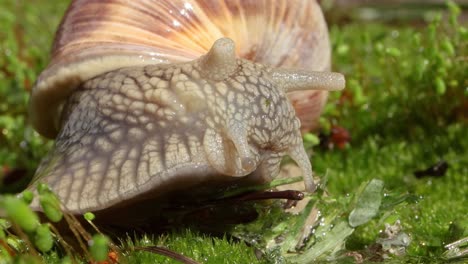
20,141,28,149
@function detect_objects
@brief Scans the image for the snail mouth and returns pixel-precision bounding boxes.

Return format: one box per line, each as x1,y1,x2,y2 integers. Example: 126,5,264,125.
203,128,259,177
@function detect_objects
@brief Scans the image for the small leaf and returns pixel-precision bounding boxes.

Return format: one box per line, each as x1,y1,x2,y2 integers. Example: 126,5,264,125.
348,79,366,105
39,192,63,222
337,44,349,55
349,179,384,227
1,195,39,232
447,0,461,26
34,224,54,253
60,256,72,264
84,212,96,222
0,219,11,230
89,234,109,261
290,221,354,263
6,235,25,252
434,77,446,95
11,255,42,264
21,190,34,204
374,42,384,53
416,59,429,80
386,47,401,57
303,133,320,146
441,38,455,56
36,183,49,194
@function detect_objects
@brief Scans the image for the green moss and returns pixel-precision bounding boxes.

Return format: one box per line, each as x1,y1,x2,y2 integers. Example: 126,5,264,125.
124,230,265,264
313,123,467,260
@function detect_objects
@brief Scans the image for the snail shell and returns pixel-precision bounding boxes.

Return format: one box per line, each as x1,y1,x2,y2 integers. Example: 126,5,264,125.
28,0,344,214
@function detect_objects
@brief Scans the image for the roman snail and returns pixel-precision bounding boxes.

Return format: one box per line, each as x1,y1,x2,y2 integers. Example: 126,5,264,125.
27,0,345,217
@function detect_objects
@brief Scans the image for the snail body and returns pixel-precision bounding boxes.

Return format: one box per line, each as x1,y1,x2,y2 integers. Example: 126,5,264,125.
28,0,344,214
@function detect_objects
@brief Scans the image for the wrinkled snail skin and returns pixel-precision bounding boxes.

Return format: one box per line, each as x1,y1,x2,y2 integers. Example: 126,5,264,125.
28,1,345,214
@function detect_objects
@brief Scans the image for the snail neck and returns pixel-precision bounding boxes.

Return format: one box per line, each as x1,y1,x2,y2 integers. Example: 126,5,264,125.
199,38,238,81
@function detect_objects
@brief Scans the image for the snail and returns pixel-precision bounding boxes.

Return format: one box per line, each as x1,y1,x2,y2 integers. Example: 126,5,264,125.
27,0,345,218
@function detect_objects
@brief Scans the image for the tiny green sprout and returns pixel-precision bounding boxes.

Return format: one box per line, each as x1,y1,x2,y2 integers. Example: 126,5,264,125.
36,182,50,194
385,47,401,57
447,0,461,16
13,255,42,264
7,235,25,252
374,42,384,54
84,212,96,222
459,26,467,39
448,80,458,88
348,79,366,105
412,33,421,46
39,191,63,223
0,246,12,263
441,37,455,57
318,117,331,134
447,0,461,26
34,224,54,253
60,256,72,264
337,44,349,55
303,133,320,146
0,228,5,240
435,77,446,95
89,234,110,262
431,13,442,26
416,59,429,80
1,195,39,232
21,190,34,205
383,215,400,226
0,218,11,230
